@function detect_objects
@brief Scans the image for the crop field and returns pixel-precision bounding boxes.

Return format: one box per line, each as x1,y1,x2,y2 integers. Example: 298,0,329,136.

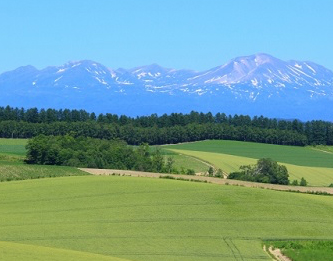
0,138,27,156
164,140,333,168
0,176,333,260
164,140,333,186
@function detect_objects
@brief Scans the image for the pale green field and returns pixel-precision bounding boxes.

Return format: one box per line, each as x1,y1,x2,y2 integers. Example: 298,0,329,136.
0,176,333,260
169,149,333,186
0,241,130,261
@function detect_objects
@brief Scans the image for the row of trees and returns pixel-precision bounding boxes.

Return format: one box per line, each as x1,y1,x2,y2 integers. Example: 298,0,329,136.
0,121,307,146
25,135,175,172
0,105,332,145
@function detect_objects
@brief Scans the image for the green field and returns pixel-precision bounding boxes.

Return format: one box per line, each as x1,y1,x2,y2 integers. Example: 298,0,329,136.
159,148,209,173
0,138,27,156
164,140,333,186
0,176,333,260
164,140,333,168
0,139,86,181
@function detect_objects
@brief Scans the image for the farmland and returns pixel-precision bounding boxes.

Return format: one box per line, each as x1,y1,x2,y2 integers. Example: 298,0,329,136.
164,140,333,186
1,175,333,260
1,138,333,260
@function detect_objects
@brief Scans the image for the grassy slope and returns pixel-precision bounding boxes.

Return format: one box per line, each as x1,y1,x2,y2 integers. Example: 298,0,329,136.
169,149,333,186
0,138,27,156
1,176,333,261
0,241,131,261
163,140,333,186
160,149,209,173
164,140,333,168
0,138,87,181
312,145,333,154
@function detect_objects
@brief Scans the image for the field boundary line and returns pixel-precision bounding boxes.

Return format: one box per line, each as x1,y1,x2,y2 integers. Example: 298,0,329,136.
79,168,333,195
223,238,240,261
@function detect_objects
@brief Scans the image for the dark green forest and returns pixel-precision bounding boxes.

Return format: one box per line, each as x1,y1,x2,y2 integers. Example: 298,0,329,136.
0,105,332,145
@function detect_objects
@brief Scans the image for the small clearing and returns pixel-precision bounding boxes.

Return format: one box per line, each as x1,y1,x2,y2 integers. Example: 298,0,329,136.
267,246,292,261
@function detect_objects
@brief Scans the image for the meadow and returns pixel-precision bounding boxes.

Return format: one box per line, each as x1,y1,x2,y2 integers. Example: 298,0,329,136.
0,138,333,260
164,140,333,186
0,175,333,260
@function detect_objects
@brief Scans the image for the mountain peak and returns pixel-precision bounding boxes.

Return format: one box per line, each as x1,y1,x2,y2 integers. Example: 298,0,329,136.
1,54,333,121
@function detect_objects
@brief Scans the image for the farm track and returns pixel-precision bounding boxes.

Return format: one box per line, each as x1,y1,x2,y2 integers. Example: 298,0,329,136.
79,168,333,195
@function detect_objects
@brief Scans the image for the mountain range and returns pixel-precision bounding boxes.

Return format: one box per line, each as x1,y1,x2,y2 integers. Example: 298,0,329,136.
1,53,333,121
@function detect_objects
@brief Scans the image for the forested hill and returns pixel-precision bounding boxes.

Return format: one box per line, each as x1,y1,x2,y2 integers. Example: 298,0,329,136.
0,106,332,146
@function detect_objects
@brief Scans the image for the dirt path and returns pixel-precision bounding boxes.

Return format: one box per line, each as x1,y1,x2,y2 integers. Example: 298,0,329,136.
267,246,292,261
79,168,333,195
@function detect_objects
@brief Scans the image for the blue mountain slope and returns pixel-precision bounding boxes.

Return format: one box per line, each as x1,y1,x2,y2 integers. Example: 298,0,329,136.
1,54,333,120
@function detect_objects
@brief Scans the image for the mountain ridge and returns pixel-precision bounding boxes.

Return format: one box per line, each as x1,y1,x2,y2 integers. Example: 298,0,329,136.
1,53,333,121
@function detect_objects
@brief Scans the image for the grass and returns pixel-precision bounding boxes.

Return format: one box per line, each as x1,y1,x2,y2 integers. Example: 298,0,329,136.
163,140,333,187
163,140,333,168
0,175,333,260
266,240,333,261
159,148,209,173
0,138,27,156
0,138,87,182
312,145,333,154
0,241,131,261
0,161,87,182
169,149,333,187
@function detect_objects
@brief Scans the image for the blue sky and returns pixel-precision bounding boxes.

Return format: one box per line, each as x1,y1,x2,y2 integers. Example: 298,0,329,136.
0,0,332,73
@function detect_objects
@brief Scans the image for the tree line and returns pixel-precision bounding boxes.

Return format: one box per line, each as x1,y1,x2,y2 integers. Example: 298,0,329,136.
0,105,332,145
25,135,176,173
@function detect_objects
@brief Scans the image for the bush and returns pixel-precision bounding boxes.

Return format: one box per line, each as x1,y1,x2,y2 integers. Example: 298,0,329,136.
215,169,223,178
300,177,308,186
208,167,214,176
186,169,195,175
329,183,333,187
291,179,299,186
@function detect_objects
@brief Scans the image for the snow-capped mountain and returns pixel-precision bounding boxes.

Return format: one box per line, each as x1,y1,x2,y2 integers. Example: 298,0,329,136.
1,53,333,120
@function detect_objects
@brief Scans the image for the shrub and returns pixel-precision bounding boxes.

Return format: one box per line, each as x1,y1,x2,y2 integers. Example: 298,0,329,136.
208,167,214,176
300,177,307,186
186,169,195,175
215,169,223,178
291,179,299,186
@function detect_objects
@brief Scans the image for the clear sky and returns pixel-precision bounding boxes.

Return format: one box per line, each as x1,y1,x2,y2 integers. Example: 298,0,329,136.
0,0,332,73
